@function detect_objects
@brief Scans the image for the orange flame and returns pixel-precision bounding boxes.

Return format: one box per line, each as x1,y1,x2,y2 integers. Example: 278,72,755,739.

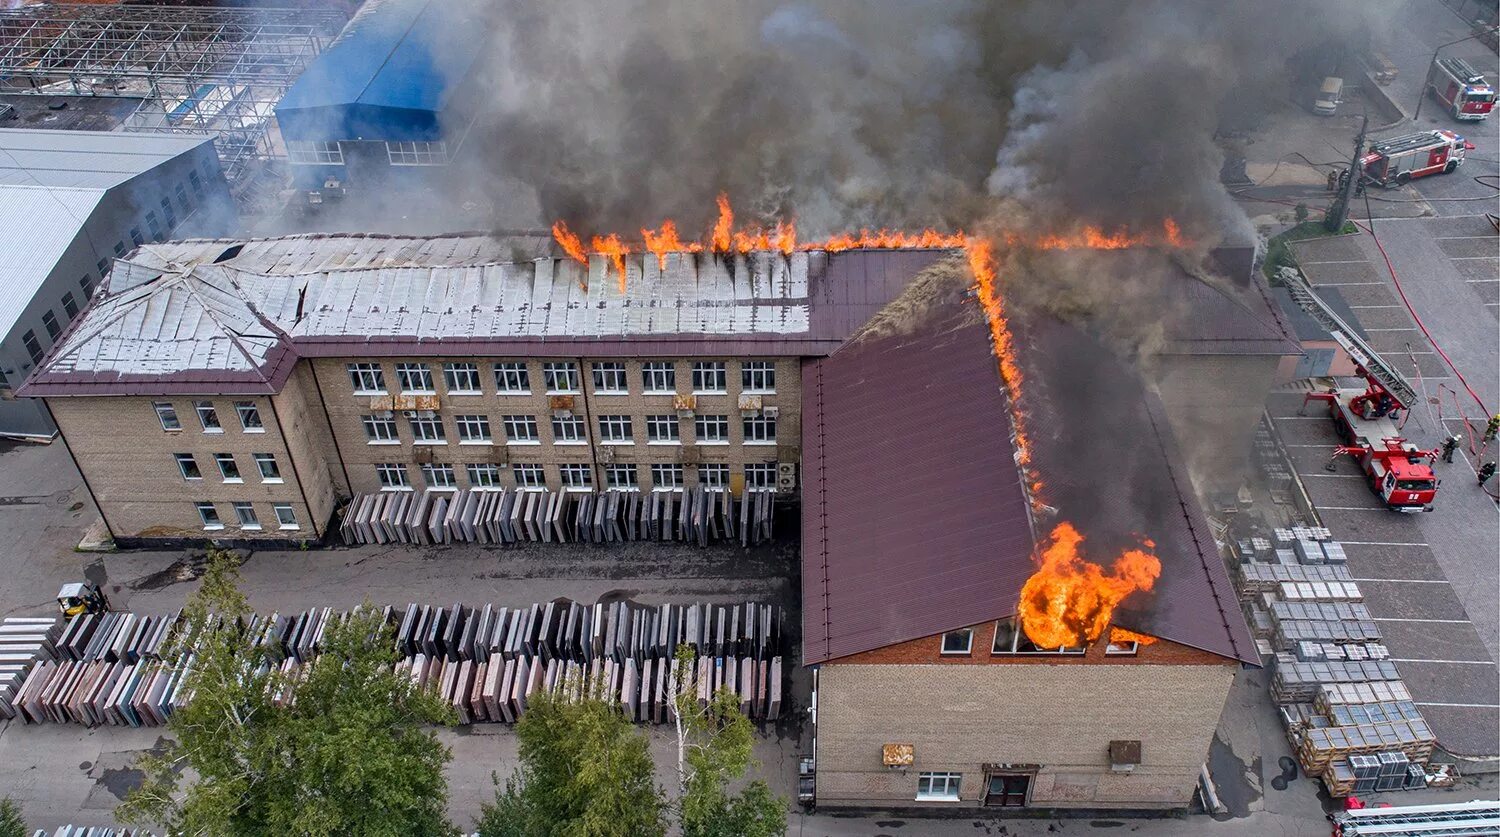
590,233,630,293
965,239,1035,494
642,220,702,270
1109,626,1158,647
552,220,587,265
712,193,734,253
1022,219,1190,252
1017,522,1162,650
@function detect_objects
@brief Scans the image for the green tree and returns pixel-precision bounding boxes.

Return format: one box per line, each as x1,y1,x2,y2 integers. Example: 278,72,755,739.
477,686,666,837
118,548,456,836
0,797,26,837
672,646,786,837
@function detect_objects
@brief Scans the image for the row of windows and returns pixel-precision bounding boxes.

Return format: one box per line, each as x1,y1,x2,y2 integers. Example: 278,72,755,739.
174,452,281,483
286,140,450,167
362,411,775,445
939,617,1139,657
154,400,263,433
377,462,780,492
347,361,776,396
196,501,299,531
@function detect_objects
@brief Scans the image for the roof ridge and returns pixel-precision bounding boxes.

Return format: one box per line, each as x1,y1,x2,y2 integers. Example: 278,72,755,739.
178,267,288,385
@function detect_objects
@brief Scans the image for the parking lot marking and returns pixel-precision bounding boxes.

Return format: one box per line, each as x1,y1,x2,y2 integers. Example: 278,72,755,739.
1315,506,1387,512
1349,304,1403,309
1449,256,1498,261
1313,281,1386,287
1467,278,1499,284
1373,617,1471,624
1300,259,1370,265
1435,236,1499,241
1340,540,1429,547
1392,659,1496,665
1363,327,1422,332
1300,473,1363,478
1415,702,1500,709
1352,578,1451,584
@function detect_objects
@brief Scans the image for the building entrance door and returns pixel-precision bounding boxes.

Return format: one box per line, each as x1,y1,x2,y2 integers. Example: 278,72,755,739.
984,774,1030,807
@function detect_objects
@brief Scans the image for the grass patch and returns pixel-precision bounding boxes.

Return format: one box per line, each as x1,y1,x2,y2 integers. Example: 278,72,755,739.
1264,219,1357,284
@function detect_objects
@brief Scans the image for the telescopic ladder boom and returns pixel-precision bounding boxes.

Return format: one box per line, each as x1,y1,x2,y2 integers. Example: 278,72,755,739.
1278,266,1418,410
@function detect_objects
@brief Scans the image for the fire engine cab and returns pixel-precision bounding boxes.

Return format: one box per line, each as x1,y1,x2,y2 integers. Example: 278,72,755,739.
1360,130,1472,188
1427,56,1495,121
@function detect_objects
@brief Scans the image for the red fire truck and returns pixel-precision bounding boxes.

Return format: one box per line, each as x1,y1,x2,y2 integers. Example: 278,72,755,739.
1427,56,1495,121
1359,130,1473,187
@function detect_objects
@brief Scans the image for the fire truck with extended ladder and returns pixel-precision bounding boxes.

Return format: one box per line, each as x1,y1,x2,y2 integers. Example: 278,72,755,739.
1281,268,1440,512
1427,56,1495,121
1359,130,1473,188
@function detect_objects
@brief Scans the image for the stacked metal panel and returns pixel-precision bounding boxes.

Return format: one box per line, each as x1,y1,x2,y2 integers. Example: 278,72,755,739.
338,488,777,547
0,616,61,719
1270,658,1402,704
1236,564,1354,598
31,828,158,837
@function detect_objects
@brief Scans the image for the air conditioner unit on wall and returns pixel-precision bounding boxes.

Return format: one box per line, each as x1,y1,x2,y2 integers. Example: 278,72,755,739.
762,405,780,419
597,445,616,464
776,462,797,493
674,394,697,417
738,394,763,415
413,447,434,464
550,394,575,417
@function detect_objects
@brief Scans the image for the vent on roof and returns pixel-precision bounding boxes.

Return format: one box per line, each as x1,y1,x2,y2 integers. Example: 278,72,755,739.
1108,740,1142,771
213,244,244,263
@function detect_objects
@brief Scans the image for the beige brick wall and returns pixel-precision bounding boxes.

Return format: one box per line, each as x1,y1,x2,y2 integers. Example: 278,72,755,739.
49,394,319,542
815,662,1234,810
268,363,342,533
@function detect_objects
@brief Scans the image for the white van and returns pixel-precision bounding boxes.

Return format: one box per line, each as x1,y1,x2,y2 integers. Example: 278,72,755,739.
1314,77,1344,115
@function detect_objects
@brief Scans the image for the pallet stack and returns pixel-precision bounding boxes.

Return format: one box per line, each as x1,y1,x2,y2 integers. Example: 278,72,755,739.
0,616,62,719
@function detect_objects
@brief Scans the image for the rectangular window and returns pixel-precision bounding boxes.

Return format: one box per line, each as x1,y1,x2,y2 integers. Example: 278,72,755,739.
443,362,482,394
421,463,456,489
651,463,684,491
145,210,161,240
694,414,729,443
21,330,42,364
642,361,675,394
41,310,60,339
176,183,191,210
154,401,181,431
363,414,398,442
466,463,503,488
592,362,627,394
83,273,99,295
742,361,776,393
646,414,680,443
196,401,222,433
287,140,344,165
113,241,125,257
174,453,201,480
233,502,259,529
62,292,78,319
377,463,411,489
598,415,633,443
196,502,222,529
559,463,593,489
552,414,585,443
941,629,973,655
215,453,241,482
1105,640,1139,656
273,503,298,529
253,453,281,482
493,362,530,393
991,616,1085,655
235,401,263,432
543,361,580,393
396,363,435,393
161,197,176,228
512,464,545,489
386,140,448,166
743,414,776,444
699,463,729,490
606,464,639,490
406,412,445,443
456,414,492,443
347,363,386,394
129,227,144,247
504,415,539,443
692,361,727,393
189,170,204,197
744,463,777,491
916,772,962,802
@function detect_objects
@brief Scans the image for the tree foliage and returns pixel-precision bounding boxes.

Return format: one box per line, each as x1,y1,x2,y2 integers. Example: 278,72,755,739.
0,798,26,837
118,548,456,837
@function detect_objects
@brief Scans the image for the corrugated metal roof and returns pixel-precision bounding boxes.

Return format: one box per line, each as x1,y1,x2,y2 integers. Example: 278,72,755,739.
0,188,105,337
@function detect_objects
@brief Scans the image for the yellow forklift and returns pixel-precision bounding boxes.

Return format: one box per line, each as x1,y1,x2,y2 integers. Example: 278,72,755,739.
56,581,110,618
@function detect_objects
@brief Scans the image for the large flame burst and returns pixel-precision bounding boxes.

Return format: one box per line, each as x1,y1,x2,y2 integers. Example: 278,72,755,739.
551,195,1183,650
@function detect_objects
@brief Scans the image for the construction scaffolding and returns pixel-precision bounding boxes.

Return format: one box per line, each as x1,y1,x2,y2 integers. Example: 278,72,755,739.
0,4,345,182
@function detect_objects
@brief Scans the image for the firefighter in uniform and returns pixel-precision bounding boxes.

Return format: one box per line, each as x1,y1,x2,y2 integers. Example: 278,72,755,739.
1441,434,1461,464
1479,462,1497,486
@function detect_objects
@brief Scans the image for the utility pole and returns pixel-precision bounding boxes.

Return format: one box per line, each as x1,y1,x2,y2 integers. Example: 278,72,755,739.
1326,114,1367,233
1413,27,1500,122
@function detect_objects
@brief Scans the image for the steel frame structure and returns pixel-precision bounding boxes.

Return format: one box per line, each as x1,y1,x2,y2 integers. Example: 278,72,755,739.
0,4,344,181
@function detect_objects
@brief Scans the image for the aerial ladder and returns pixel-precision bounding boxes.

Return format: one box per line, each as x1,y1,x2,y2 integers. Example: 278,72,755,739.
1332,799,1500,836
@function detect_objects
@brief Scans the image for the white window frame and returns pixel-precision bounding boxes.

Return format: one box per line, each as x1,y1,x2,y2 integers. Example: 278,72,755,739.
386,140,448,166
642,361,675,394
196,502,223,530
253,453,282,483
543,361,580,394
991,616,1086,656
348,363,386,394
694,414,729,444
174,453,201,481
743,414,777,445
1106,640,1140,656
273,503,299,530
691,361,727,394
591,362,628,395
494,362,530,394
940,629,973,655
559,463,593,491
155,401,181,431
377,463,411,490
421,462,457,490
456,414,492,444
443,362,482,394
605,464,639,490
195,401,222,433
512,464,545,490
215,453,241,483
406,412,446,444
234,401,264,432
396,363,435,394
741,361,776,393
287,140,343,165
552,414,586,445
232,502,260,530
646,414,680,444
916,772,963,802
598,415,633,444
651,463,684,492
363,414,399,444
744,463,777,491
504,415,539,445
699,463,729,490
467,463,503,489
